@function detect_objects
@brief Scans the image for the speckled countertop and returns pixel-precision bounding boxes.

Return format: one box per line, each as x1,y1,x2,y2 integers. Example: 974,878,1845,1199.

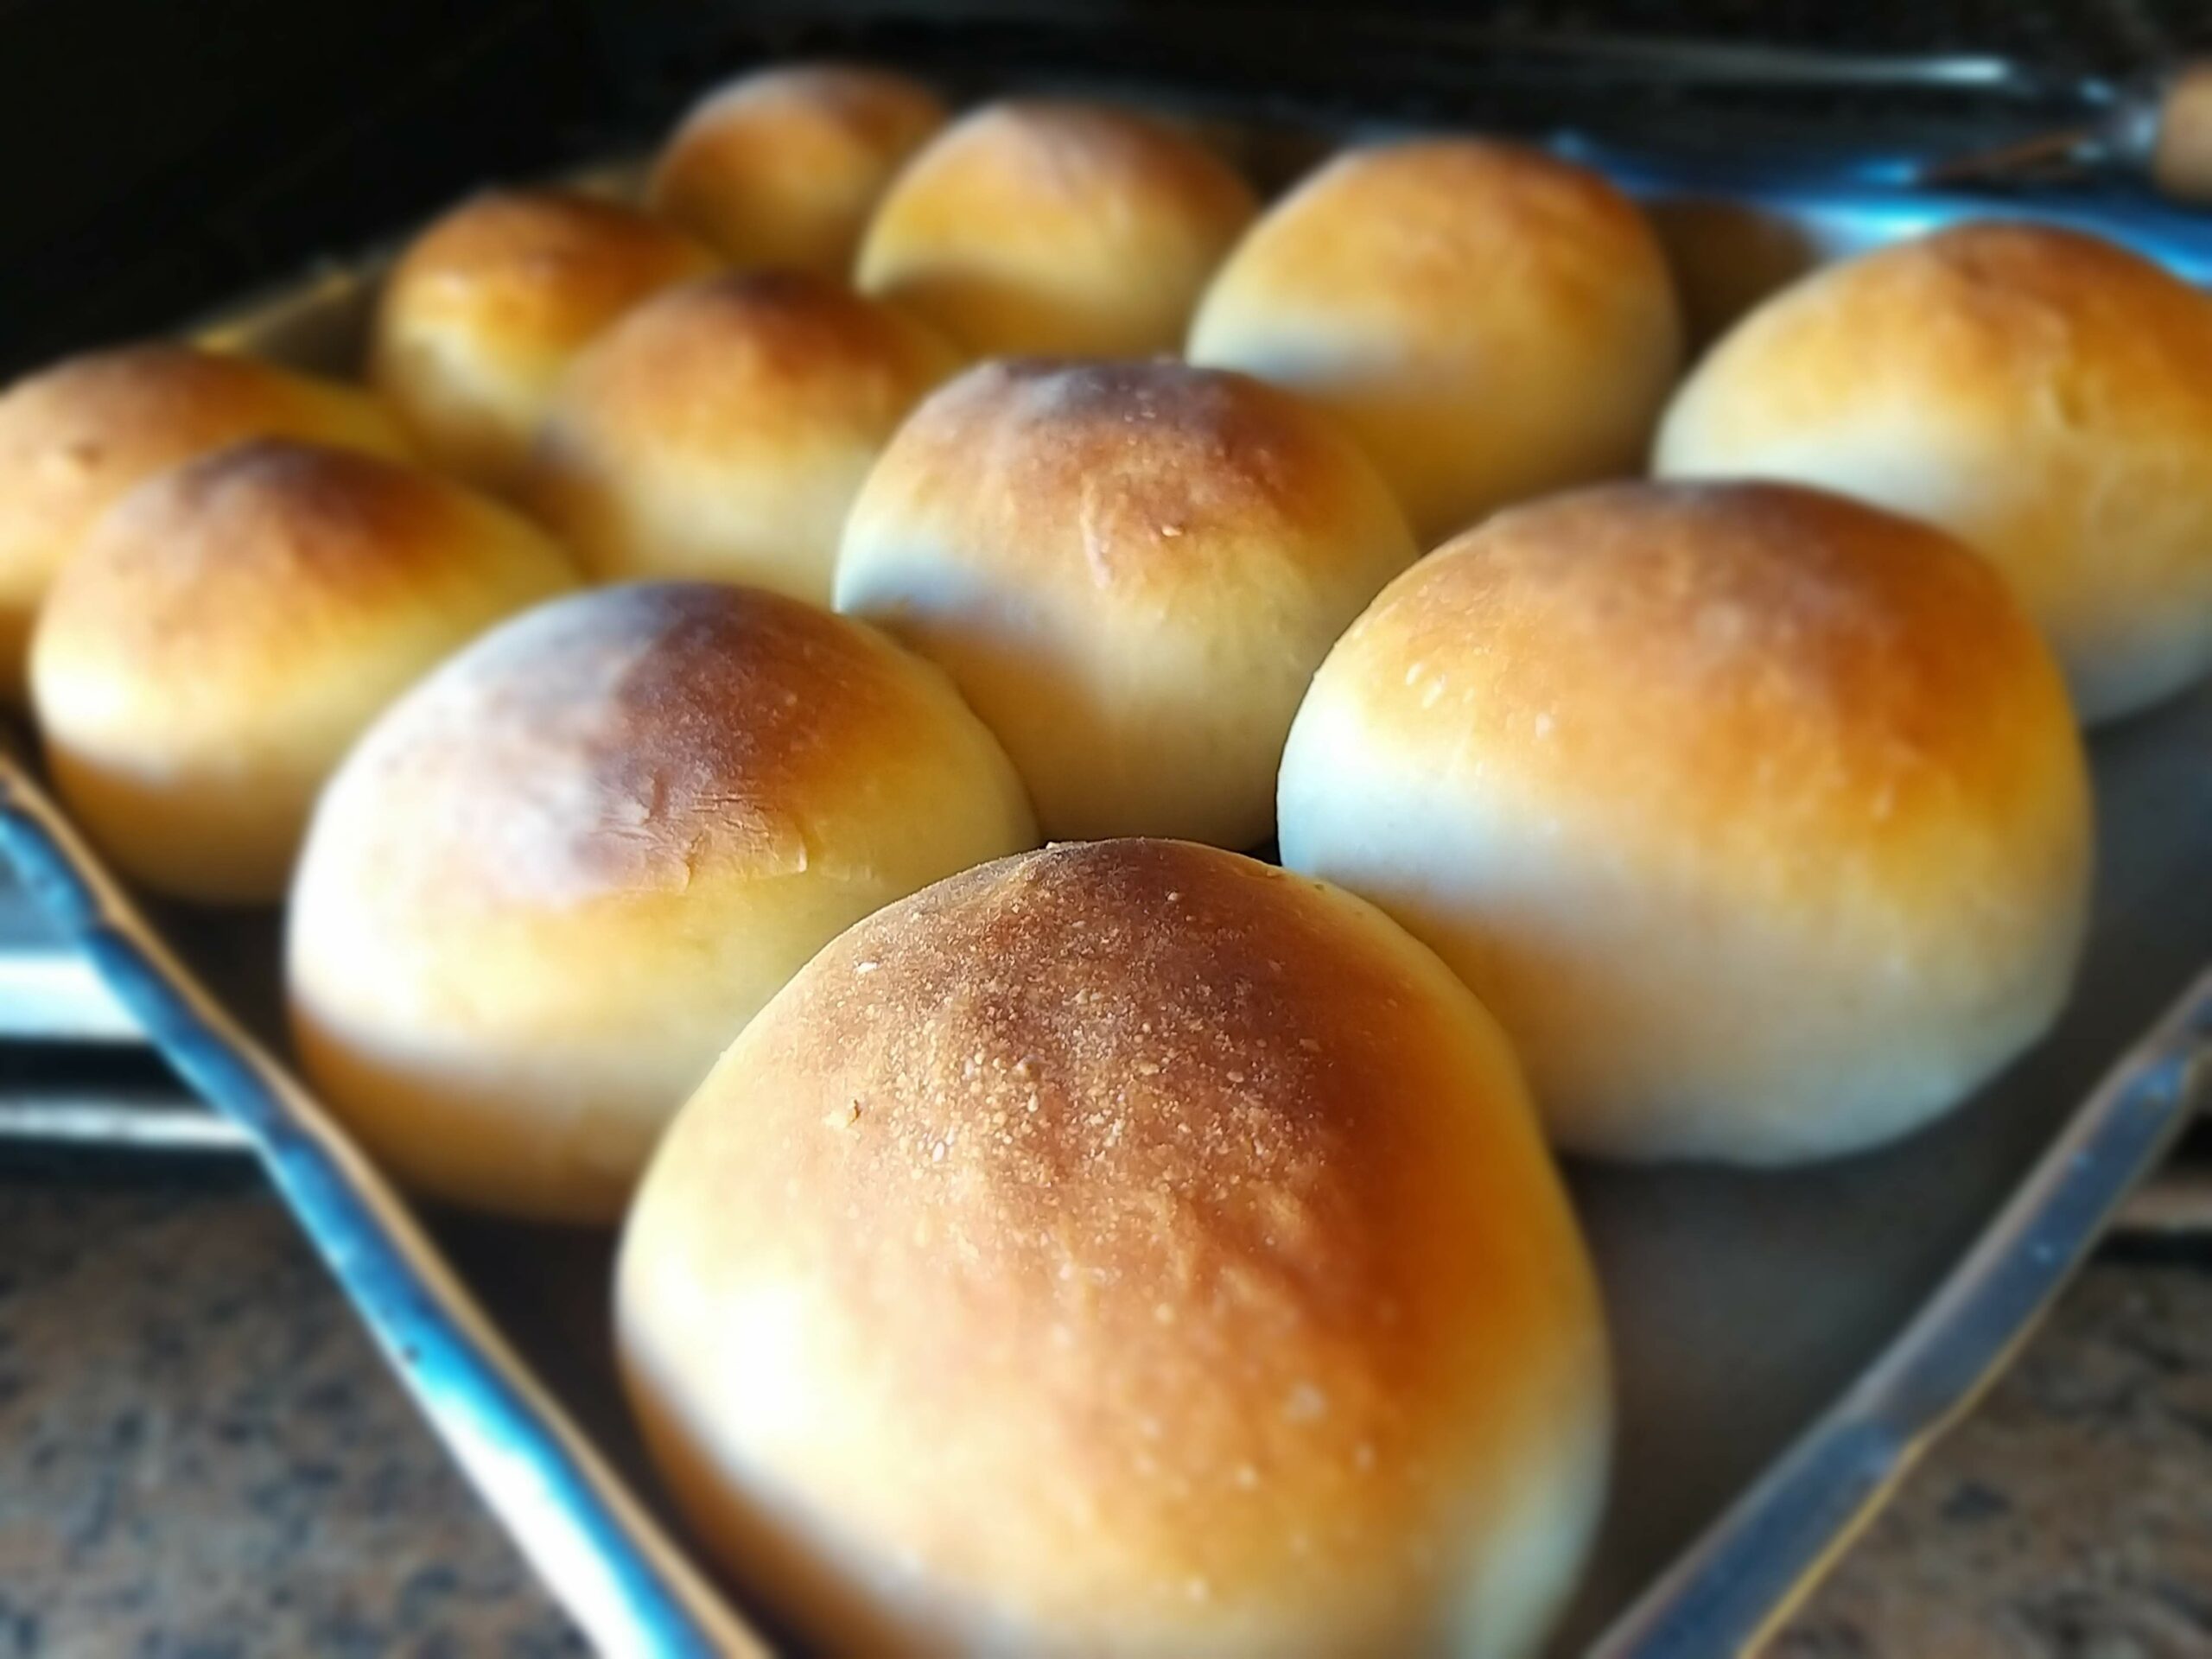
3,1165,2209,1659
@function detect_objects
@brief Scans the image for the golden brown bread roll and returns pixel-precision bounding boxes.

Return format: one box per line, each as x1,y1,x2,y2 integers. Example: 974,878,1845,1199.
1188,138,1682,546
525,270,959,602
0,344,407,702
855,99,1257,358
647,63,946,274
370,189,716,489
29,439,575,903
619,837,1609,1658
1656,220,2212,723
1279,481,2092,1164
287,582,1037,1224
835,358,1418,846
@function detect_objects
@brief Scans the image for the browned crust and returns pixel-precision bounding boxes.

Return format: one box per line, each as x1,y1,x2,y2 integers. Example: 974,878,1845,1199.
1330,480,2082,896
855,99,1258,356
1662,219,2212,444
333,582,1008,903
0,344,407,689
848,357,1408,596
532,270,958,463
39,438,566,668
1203,137,1669,323
648,63,947,271
372,189,716,373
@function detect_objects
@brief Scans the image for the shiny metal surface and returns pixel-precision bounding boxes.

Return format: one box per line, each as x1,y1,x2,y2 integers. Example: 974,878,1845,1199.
3,141,2210,1658
0,1090,250,1151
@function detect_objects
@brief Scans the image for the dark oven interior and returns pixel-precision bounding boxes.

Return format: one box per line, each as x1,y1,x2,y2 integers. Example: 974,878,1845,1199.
5,0,2212,378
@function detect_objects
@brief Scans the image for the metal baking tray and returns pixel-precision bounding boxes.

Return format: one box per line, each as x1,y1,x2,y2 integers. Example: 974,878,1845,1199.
3,89,2212,1657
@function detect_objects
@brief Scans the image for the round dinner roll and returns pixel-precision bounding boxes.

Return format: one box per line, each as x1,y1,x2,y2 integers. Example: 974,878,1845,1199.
619,837,1610,1659
287,582,1037,1224
1279,482,2093,1166
1188,138,1682,546
855,99,1257,358
371,189,716,489
1655,220,2212,723
29,440,575,903
525,271,958,603
0,344,406,701
836,358,1418,846
647,63,946,274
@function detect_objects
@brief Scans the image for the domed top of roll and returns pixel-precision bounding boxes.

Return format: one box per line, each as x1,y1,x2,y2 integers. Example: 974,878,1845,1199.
1310,480,2080,871
525,270,959,601
846,356,1408,575
1187,137,1681,545
29,438,575,902
0,343,407,698
1280,480,2090,1161
35,438,570,702
1661,222,2212,465
836,357,1417,845
371,189,716,486
309,581,1021,911
1654,219,2212,721
855,99,1258,358
648,63,947,274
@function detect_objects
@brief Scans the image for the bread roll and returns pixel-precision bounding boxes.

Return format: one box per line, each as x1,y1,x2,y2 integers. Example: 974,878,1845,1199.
29,440,574,903
619,837,1608,1659
855,99,1257,358
526,271,958,603
1279,481,2092,1165
371,190,715,489
647,64,945,275
1188,139,1682,546
0,344,406,701
1656,220,2212,723
836,358,1417,846
287,582,1037,1223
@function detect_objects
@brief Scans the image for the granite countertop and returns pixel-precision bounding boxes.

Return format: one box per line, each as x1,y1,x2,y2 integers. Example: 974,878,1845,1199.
2,1166,2208,1659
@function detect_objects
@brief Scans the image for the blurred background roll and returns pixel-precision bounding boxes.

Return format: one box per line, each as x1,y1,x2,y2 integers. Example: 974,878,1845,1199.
620,837,1609,1659
1189,139,1681,547
1280,481,2092,1165
526,271,958,603
287,582,1036,1224
647,63,945,275
1656,221,2212,724
855,99,1257,358
29,440,574,903
836,358,1416,846
0,344,405,701
371,189,715,490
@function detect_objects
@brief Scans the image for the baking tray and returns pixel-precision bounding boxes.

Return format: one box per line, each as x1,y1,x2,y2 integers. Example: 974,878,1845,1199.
4,99,2212,1658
